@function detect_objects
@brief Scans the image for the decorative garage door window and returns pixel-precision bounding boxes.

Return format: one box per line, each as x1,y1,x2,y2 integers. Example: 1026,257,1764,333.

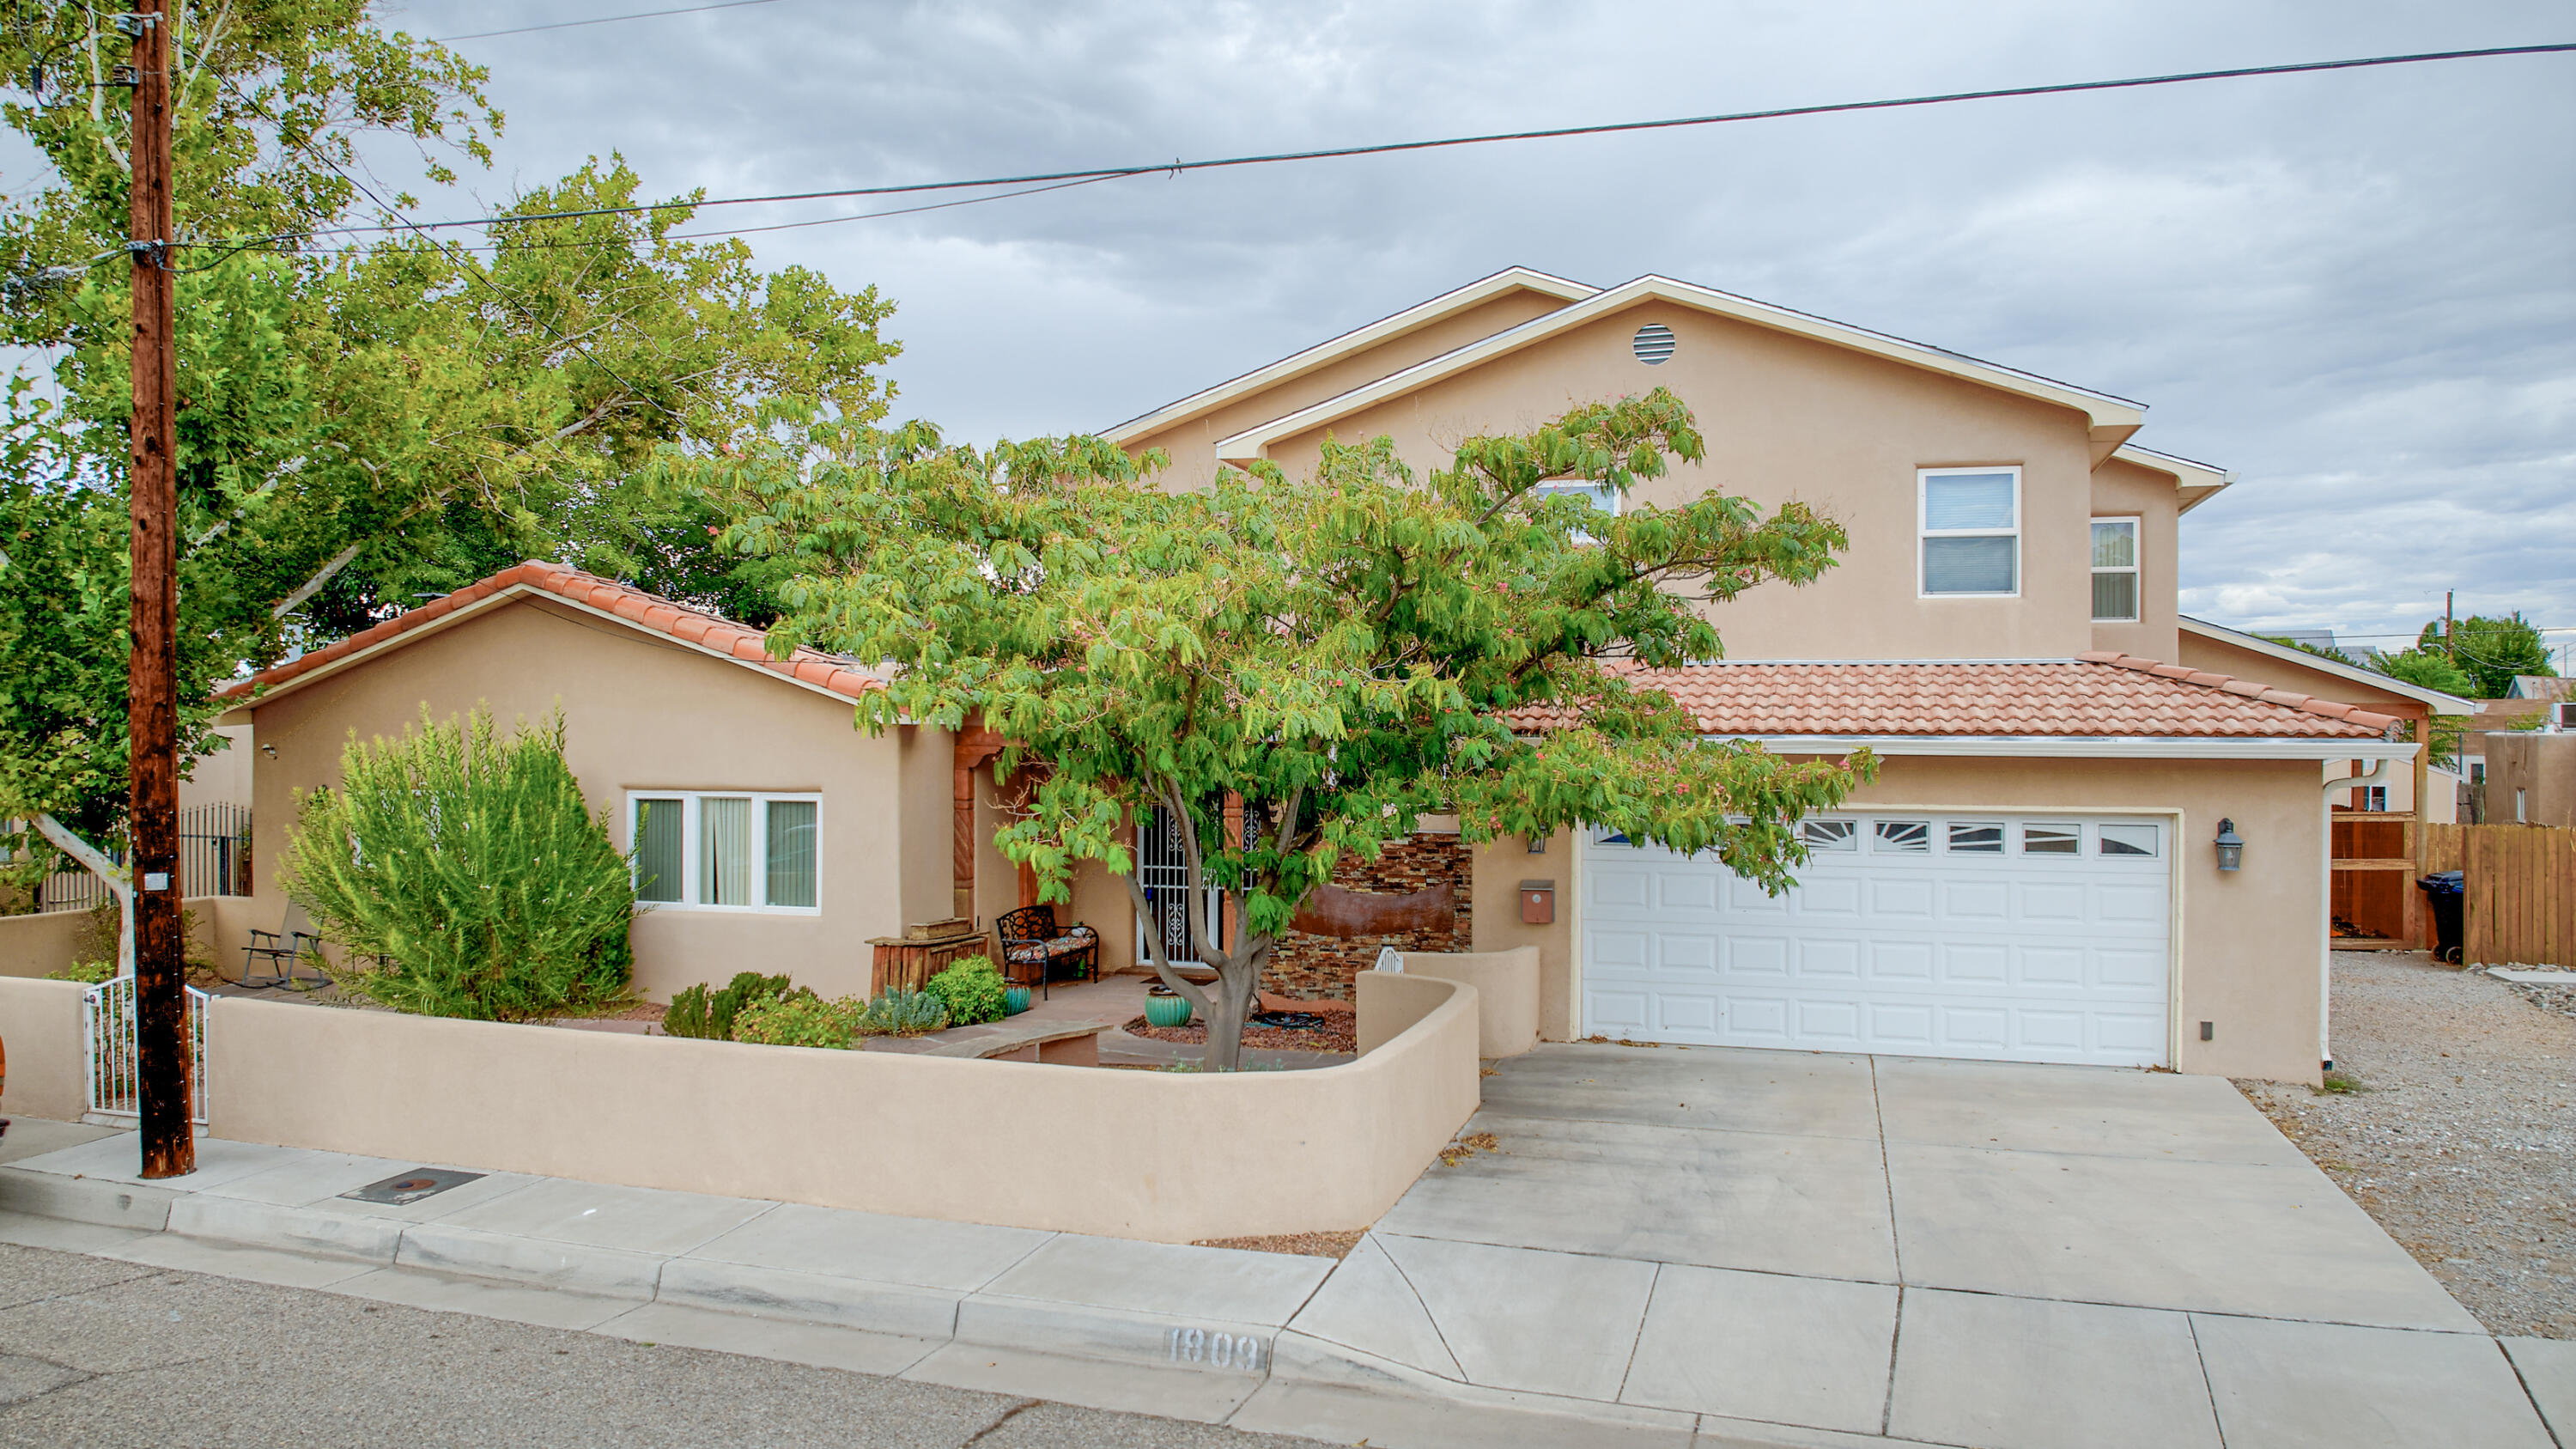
1581,813,2170,1068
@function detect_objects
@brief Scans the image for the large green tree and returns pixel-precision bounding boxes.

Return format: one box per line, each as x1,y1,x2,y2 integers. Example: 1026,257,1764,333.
0,6,897,916
2416,613,2557,699
707,392,1871,1068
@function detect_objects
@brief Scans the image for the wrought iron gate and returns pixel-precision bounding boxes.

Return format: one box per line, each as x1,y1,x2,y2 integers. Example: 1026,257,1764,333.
1136,804,1205,966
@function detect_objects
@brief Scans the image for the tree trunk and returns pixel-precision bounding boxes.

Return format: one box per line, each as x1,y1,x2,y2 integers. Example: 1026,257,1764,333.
36,813,133,977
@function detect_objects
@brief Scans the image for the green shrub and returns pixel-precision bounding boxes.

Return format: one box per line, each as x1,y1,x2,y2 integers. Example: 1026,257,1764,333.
853,987,949,1037
46,959,115,983
731,989,865,1049
923,955,1006,1026
663,971,794,1040
279,708,635,1021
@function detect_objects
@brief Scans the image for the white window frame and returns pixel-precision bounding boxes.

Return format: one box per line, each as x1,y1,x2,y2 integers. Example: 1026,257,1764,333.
1917,466,2022,599
2090,515,2141,623
626,790,823,916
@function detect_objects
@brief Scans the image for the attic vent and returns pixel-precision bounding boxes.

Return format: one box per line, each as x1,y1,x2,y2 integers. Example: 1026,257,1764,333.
1631,323,1676,365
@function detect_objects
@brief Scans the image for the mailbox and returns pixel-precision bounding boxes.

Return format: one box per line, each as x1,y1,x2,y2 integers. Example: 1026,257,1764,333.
1519,880,1555,926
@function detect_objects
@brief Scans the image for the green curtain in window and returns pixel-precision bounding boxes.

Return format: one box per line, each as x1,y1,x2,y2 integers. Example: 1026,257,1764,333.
702,796,752,906
765,801,817,909
635,798,683,903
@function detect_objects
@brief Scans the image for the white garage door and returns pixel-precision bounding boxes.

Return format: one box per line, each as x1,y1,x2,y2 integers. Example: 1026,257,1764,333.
1581,813,2172,1067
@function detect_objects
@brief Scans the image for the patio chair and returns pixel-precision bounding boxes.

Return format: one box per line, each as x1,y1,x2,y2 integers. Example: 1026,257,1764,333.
993,904,1101,1000
241,904,326,989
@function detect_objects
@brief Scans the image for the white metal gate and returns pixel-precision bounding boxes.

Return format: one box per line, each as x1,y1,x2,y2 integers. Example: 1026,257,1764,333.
82,977,209,1122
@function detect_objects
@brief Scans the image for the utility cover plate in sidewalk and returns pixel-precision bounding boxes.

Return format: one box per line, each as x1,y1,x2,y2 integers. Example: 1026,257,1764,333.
341,1168,483,1205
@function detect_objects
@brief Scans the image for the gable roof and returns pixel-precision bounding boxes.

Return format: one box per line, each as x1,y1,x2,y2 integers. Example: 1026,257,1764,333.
214,561,884,713
2108,444,2233,514
1103,266,1598,444
1210,273,2149,467
2179,618,2475,716
1511,656,2397,745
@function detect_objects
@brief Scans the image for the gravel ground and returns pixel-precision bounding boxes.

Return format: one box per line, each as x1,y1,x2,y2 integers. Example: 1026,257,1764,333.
2237,951,2576,1339
0,1244,1326,1449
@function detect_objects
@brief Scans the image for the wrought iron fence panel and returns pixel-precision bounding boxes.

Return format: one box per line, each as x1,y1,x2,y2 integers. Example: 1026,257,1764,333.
80,976,209,1123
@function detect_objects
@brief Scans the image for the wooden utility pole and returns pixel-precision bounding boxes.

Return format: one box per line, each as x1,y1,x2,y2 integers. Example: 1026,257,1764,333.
2445,590,2457,664
126,0,192,1178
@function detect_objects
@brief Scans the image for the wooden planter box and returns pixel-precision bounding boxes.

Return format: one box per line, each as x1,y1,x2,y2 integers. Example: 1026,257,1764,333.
868,926,987,995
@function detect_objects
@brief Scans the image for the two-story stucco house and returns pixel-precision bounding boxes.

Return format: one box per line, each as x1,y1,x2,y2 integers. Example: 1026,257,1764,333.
1049,267,2421,1085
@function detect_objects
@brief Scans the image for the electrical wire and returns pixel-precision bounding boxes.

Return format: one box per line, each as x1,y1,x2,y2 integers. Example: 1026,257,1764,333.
429,0,789,45
212,40,2576,247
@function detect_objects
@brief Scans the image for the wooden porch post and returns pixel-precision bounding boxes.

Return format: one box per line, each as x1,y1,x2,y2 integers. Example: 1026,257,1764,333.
953,721,1008,920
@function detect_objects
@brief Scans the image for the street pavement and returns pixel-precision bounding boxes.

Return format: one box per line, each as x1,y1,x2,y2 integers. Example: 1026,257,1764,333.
0,1241,1325,1449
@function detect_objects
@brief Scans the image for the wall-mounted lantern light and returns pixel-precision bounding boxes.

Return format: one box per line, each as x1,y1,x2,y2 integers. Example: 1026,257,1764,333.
2213,818,2245,873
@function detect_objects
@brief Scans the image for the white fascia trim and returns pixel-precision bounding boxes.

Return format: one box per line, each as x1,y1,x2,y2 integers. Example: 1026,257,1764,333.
1103,266,1598,443
2109,443,2234,513
1212,274,2148,464
220,584,871,714
2178,617,2476,716
1716,734,2421,762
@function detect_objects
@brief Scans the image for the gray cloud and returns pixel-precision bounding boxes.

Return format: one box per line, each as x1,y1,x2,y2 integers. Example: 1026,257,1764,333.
380,1,2576,654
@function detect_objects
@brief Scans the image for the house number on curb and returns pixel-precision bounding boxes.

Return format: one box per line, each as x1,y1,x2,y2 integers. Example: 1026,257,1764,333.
1166,1326,1264,1372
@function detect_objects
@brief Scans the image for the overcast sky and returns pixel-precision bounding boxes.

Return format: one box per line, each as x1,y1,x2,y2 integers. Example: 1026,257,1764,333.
376,3,2571,657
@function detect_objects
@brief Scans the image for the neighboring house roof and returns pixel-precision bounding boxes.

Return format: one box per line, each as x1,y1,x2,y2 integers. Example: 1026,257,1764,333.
215,561,884,712
1513,657,2397,743
2178,617,2476,716
2110,443,2233,514
1209,273,2149,466
2509,675,2576,702
1103,266,1598,444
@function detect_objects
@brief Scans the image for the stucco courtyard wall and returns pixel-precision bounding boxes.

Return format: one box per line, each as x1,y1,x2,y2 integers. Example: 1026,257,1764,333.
1394,947,1539,1057
0,977,88,1120
225,597,954,1002
204,971,1481,1242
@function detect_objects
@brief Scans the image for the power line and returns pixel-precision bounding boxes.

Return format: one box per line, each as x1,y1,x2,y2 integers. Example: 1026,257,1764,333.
429,0,789,44
234,40,2576,246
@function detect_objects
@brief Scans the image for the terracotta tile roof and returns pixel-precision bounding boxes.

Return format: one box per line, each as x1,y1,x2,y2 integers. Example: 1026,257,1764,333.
1512,654,2399,739
215,561,883,706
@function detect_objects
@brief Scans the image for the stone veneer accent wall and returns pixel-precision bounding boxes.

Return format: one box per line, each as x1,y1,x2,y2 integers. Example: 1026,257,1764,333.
1265,833,1471,1000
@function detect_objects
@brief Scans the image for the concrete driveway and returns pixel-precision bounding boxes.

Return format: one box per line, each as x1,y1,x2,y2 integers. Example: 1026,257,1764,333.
1278,1043,2560,1448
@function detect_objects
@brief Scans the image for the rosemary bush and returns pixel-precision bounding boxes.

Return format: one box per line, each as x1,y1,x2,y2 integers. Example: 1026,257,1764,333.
664,971,794,1040
280,709,635,1020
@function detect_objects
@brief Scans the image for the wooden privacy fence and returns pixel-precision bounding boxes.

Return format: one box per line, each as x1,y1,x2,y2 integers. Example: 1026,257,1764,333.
2421,824,2576,967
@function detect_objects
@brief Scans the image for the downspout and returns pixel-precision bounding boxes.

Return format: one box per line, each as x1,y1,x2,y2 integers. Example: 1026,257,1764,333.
2318,758,2394,1072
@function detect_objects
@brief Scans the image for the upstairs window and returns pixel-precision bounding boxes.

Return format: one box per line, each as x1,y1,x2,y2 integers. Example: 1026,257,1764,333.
1920,468,2020,596
630,792,820,913
2091,518,2141,622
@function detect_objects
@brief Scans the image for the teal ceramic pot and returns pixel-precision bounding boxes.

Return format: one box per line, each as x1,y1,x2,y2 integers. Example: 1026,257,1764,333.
1144,994,1194,1028
1002,985,1031,1016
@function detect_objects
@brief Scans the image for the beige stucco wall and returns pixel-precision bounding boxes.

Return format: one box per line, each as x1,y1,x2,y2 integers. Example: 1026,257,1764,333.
2087,458,2181,661
2489,734,2576,827
0,977,88,1119
180,724,254,811
1256,301,2115,662
1126,285,1577,490
226,598,951,1003
1395,948,1539,1057
205,972,1481,1242
0,911,95,981
1470,831,1577,1040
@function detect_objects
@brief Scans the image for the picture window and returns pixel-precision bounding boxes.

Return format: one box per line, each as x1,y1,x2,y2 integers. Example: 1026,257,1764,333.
630,792,820,912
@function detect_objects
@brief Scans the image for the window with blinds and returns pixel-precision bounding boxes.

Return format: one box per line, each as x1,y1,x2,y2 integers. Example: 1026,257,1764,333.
626,791,821,912
1919,468,2020,596
2091,517,2140,622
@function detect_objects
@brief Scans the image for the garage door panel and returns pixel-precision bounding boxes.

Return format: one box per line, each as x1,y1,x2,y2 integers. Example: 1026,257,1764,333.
1583,815,2171,1068
1796,939,1862,980
1728,935,1790,977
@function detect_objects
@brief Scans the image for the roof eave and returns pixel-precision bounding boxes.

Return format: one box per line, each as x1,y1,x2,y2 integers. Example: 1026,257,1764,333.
2178,617,2476,715
1711,734,2412,760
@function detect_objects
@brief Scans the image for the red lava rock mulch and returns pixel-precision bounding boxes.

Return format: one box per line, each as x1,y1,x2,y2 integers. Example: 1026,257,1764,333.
1121,1014,1359,1054
1193,1229,1368,1258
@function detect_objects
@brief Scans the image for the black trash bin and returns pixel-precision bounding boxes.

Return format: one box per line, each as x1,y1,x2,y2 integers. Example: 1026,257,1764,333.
2416,870,2464,963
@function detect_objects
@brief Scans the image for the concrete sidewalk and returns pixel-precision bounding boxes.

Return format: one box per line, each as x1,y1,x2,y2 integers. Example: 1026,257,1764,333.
3,1044,2570,1448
